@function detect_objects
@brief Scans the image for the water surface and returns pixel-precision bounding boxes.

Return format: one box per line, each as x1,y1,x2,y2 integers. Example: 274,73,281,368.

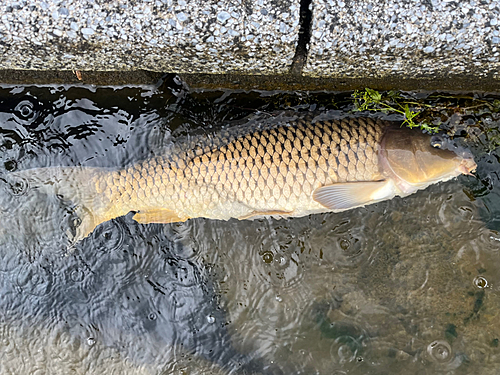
0,78,499,374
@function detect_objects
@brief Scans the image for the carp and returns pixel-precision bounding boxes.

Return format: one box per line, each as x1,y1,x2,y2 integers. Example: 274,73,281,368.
5,115,476,241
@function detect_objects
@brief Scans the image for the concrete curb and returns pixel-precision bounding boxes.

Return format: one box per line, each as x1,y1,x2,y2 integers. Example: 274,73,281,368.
0,0,499,87
0,0,300,74
306,0,500,79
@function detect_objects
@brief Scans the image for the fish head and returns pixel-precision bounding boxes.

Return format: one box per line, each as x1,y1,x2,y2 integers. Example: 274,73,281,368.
380,127,477,195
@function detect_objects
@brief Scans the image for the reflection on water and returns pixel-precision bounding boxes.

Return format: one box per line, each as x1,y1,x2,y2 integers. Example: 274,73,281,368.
0,78,499,374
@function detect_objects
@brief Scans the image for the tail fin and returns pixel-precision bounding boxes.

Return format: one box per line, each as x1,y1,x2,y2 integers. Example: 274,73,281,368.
3,166,108,243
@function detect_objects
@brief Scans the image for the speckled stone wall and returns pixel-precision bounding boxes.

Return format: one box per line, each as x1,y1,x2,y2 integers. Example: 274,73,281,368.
0,0,499,83
304,0,500,79
0,0,300,74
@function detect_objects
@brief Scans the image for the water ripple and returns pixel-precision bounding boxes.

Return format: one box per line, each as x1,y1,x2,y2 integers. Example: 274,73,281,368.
0,85,499,374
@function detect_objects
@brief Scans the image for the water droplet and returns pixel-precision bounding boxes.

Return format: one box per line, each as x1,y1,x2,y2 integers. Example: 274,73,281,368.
337,343,356,363
92,221,124,251
8,177,28,196
262,251,273,263
4,159,17,172
427,340,452,363
474,276,488,289
14,100,35,120
70,268,84,282
207,315,215,324
279,256,286,265
339,238,350,251
148,313,157,321
20,106,31,117
16,264,52,296
87,337,95,346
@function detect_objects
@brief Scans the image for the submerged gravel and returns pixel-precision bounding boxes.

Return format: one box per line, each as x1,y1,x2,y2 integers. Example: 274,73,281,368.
305,0,500,78
0,0,300,74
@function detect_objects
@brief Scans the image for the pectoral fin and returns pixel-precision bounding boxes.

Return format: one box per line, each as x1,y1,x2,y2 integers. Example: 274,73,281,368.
313,180,394,210
132,209,186,224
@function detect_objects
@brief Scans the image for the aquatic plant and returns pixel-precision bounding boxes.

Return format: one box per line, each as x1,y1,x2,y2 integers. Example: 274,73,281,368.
352,88,440,133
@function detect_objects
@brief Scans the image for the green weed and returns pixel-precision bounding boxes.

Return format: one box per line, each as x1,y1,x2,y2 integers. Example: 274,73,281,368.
352,88,440,133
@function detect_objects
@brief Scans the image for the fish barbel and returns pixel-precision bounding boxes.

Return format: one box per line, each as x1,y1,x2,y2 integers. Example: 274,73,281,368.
6,115,476,241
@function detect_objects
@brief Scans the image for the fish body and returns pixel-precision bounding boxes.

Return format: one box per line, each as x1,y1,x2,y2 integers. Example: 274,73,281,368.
7,115,476,241
97,117,387,221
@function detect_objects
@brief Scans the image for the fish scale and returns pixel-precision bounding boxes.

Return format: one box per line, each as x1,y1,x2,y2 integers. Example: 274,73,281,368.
94,116,387,223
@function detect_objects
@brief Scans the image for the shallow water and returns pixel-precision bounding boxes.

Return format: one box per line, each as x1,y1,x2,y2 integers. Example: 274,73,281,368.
0,77,499,374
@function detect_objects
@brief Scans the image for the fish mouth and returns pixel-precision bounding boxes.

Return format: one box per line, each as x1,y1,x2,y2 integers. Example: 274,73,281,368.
458,157,477,176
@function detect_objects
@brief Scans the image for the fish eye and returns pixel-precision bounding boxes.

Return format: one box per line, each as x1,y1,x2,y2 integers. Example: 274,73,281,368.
430,135,443,148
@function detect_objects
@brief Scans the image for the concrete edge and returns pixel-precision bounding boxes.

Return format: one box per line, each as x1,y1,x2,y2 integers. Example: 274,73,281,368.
0,70,165,86
1,70,500,93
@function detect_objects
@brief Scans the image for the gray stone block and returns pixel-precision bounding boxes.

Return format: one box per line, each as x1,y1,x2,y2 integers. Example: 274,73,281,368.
0,0,300,74
305,0,500,79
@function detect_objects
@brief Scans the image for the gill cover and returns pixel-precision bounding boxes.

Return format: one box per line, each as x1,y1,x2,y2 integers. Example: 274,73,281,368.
380,127,469,189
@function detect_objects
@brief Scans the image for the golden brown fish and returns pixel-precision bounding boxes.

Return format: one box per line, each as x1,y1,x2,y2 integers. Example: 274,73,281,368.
6,115,476,241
